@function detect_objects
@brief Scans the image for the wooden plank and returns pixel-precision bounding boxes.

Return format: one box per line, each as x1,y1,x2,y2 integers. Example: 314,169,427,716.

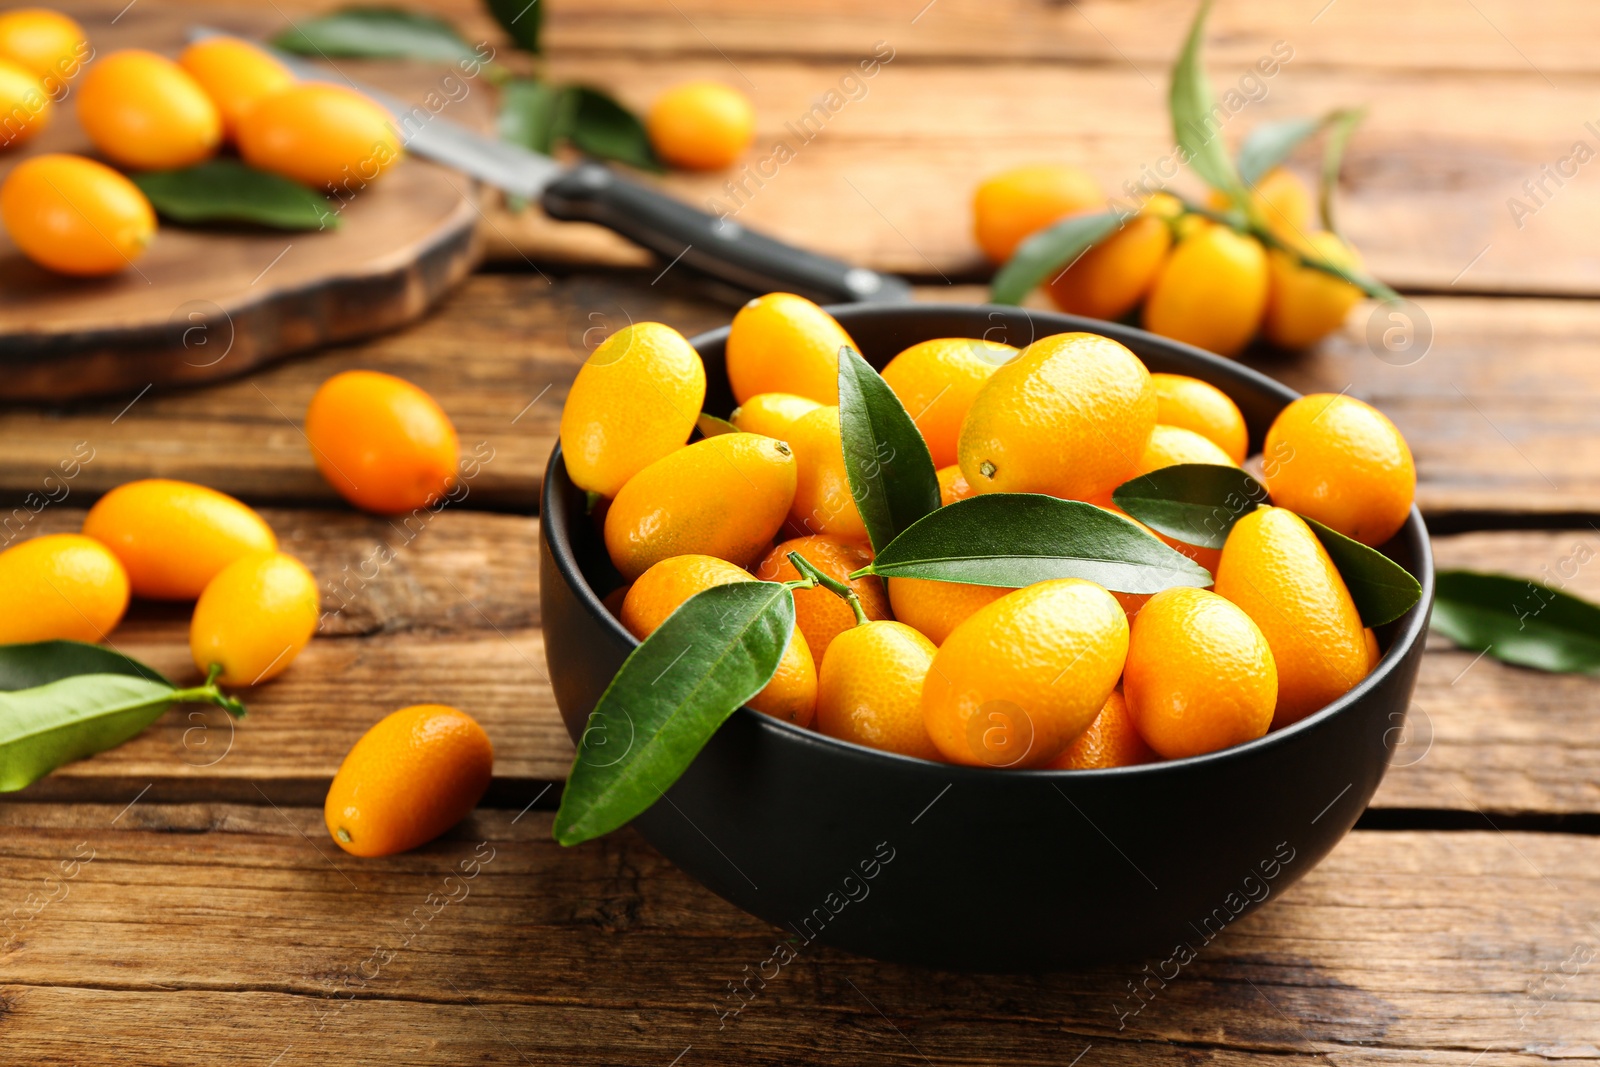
10,504,1599,815
465,56,1600,296
1,278,1597,515
0,805,1596,1064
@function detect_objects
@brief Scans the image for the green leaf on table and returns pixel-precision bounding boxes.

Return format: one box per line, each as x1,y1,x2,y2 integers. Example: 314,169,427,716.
0,644,244,794
865,494,1213,594
563,85,663,172
1303,516,1422,627
554,581,794,846
1237,115,1324,186
498,77,568,155
837,344,941,553
1111,463,1268,549
131,161,338,231
695,412,739,438
273,6,479,62
1169,0,1246,202
0,640,169,690
1318,107,1367,239
484,0,544,53
1431,570,1600,674
989,210,1121,306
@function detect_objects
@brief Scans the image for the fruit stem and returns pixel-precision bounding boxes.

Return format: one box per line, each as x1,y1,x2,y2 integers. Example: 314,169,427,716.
170,672,248,720
1167,191,1399,302
788,552,869,626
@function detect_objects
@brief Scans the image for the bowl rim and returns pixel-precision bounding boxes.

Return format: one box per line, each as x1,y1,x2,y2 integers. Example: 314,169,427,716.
542,301,1436,780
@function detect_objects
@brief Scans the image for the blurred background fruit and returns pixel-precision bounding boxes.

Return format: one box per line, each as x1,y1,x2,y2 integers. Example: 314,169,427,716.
1142,224,1268,356
0,153,154,275
237,82,399,189
76,49,220,169
647,80,754,170
178,35,294,141
0,57,48,147
0,7,86,97
972,162,1101,264
1046,194,1180,320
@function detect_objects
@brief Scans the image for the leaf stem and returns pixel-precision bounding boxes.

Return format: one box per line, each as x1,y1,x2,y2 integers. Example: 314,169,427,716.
170,677,247,720
1169,192,1399,302
788,552,869,626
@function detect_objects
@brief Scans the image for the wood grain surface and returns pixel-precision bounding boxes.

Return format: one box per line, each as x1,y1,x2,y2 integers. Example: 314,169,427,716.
2,279,1596,516
1,806,1596,1065
4,3,1599,1064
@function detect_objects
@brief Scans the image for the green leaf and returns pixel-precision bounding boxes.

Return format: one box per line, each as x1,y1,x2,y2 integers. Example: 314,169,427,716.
866,494,1213,594
1431,570,1600,674
272,6,478,62
498,78,567,155
484,0,543,53
1237,116,1323,186
1169,0,1246,202
563,85,662,172
836,344,941,553
1303,516,1422,628
989,210,1122,306
554,581,794,845
695,412,739,438
1318,107,1367,239
1112,464,1268,550
130,161,338,231
0,639,169,690
0,674,181,793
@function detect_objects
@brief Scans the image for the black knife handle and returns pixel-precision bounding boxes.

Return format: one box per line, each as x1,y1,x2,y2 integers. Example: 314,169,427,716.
541,162,913,305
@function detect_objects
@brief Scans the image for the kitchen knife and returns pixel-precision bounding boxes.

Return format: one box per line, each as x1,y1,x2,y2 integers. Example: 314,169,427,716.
189,27,912,305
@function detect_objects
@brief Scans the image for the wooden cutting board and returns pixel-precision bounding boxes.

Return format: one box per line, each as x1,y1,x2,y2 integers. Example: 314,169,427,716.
0,3,487,402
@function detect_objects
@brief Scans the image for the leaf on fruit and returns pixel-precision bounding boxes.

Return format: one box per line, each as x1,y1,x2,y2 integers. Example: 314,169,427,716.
1318,107,1367,239
1431,570,1600,674
695,412,740,439
1169,0,1247,202
272,6,480,62
867,493,1213,594
1111,463,1268,549
1303,516,1422,627
1236,115,1324,186
836,344,941,553
553,582,794,845
484,0,544,54
989,210,1121,306
131,161,338,231
563,85,662,172
498,78,568,155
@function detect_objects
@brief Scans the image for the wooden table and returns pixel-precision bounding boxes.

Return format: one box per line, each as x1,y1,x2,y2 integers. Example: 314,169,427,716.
5,2,1600,1063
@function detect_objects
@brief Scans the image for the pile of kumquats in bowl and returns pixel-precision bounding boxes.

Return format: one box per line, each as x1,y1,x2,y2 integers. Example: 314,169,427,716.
547,291,1427,846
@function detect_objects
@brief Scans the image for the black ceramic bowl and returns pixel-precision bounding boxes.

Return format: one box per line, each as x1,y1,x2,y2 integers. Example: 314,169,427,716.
541,303,1433,971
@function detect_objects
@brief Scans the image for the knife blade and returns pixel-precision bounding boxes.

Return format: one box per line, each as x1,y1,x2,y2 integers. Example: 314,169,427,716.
187,27,912,304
